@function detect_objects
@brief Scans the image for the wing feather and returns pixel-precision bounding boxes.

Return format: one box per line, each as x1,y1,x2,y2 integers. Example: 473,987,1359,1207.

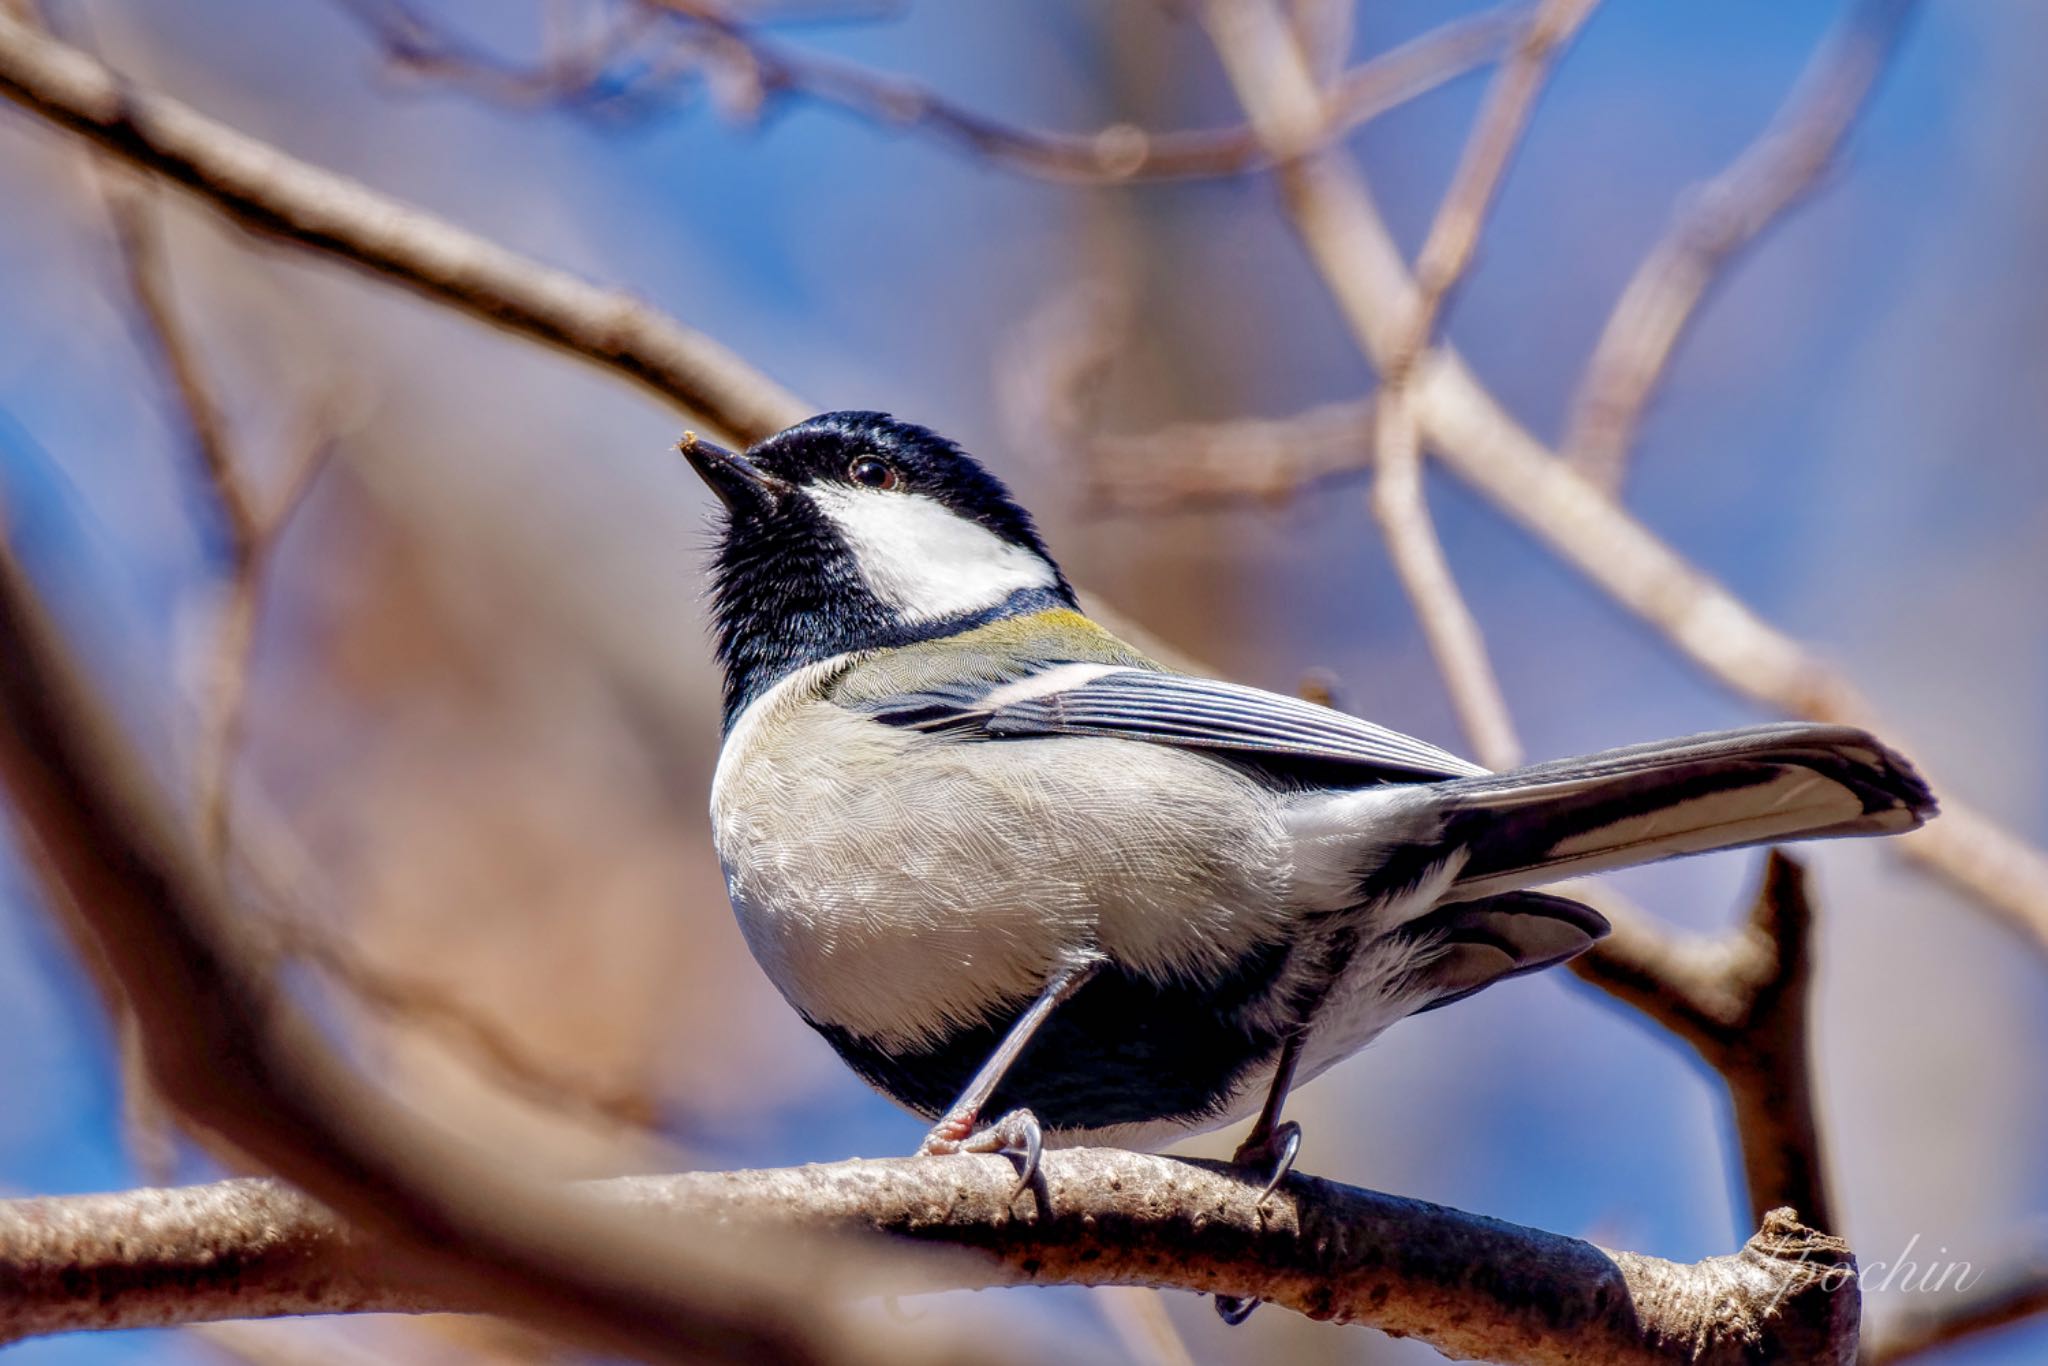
862,664,1484,780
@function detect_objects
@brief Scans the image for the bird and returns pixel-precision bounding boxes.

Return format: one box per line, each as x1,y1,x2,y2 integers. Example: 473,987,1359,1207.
683,410,1934,1316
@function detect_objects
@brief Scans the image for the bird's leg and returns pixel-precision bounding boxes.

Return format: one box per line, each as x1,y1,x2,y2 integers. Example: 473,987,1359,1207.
1215,1031,1307,1326
1231,1029,1306,1198
917,960,1099,1197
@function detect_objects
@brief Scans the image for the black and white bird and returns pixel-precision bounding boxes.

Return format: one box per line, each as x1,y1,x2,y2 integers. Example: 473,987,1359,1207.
686,411,1933,1248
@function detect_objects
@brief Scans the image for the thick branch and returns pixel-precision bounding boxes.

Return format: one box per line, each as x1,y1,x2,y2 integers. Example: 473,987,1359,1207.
0,1160,1861,1366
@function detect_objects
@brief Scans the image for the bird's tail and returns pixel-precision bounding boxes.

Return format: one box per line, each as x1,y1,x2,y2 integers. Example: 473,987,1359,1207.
1421,721,1937,901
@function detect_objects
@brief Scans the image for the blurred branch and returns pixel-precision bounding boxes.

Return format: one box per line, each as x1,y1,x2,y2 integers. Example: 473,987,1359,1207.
0,9,807,444
264,909,666,1131
1165,0,2048,961
92,165,341,865
1369,396,1522,767
1569,852,1835,1232
1371,0,1599,772
0,1163,1861,1365
1095,1286,1196,1366
1865,1226,2048,1364
335,0,1522,183
1208,0,1848,1241
0,510,932,1365
68,35,669,1151
1563,0,1919,492
1395,0,1600,366
1090,399,1375,510
334,0,674,118
1202,0,1592,773
100,171,254,560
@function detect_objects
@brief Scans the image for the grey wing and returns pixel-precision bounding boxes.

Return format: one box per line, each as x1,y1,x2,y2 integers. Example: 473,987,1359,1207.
862,664,1486,782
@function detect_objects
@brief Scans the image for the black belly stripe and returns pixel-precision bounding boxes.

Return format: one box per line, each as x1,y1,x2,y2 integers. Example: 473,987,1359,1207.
812,940,1295,1133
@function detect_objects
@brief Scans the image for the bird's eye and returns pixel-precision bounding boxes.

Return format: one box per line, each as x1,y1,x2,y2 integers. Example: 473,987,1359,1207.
848,457,898,490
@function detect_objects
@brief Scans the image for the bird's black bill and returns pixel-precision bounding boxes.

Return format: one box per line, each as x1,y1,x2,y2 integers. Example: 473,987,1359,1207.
680,432,789,515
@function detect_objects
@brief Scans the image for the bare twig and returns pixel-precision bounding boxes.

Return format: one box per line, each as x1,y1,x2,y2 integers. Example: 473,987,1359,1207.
1204,0,1531,774
0,1163,1861,1365
1563,0,1918,491
1091,398,1375,510
336,0,1524,184
1373,0,1597,771
265,910,665,1131
1397,0,1601,368
100,172,254,558
193,421,333,864
1570,853,1835,1231
1095,1286,1196,1366
1368,395,1522,768
336,0,672,118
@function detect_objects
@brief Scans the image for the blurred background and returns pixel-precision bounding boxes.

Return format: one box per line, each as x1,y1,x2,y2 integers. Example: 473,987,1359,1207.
1,0,2044,1362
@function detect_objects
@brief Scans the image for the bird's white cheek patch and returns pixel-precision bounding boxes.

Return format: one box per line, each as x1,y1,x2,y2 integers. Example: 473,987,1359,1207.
807,485,1058,622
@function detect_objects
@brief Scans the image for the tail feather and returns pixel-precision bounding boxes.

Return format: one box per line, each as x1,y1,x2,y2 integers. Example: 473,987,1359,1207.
1426,722,1935,901
1397,891,1610,1013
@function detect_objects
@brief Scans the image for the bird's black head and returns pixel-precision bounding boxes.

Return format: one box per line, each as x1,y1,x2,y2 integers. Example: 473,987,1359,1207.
685,411,1077,728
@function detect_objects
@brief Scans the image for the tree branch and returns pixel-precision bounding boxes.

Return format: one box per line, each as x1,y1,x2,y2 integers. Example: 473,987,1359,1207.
1203,0,1843,1246
1563,0,1920,492
1159,0,2048,961
58,15,672,1147
0,9,806,444
1570,852,1835,1232
1088,398,1376,510
336,0,1524,184
1372,0,1598,772
0,1161,1861,1366
0,496,944,1365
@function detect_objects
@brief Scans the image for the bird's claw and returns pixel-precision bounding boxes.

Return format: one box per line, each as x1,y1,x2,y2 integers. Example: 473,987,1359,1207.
1243,1119,1302,1201
1213,1119,1305,1323
918,1107,1043,1200
1213,1293,1262,1326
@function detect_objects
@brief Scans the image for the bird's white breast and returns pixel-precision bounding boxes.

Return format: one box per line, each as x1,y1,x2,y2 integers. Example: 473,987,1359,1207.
710,662,1301,1051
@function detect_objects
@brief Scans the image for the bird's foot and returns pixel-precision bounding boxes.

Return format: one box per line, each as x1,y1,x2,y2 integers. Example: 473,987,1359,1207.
1213,1119,1304,1324
1232,1118,1302,1202
917,1106,1043,1199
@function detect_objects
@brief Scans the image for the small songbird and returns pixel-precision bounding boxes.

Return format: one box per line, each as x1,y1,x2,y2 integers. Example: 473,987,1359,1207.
685,411,1934,1241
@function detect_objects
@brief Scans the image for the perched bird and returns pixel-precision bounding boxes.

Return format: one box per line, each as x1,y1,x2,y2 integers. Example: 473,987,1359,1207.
685,411,1934,1245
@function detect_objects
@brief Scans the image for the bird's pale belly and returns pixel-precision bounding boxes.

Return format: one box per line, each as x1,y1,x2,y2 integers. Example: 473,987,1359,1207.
710,679,1328,1138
